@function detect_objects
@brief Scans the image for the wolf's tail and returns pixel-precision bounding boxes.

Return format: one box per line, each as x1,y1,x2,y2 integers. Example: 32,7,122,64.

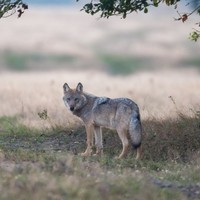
129,111,142,149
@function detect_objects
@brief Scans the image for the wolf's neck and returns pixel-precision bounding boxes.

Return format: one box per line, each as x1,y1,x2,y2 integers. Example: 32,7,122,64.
73,92,97,120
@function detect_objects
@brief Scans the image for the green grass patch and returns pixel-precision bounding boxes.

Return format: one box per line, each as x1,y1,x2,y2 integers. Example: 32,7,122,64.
182,57,200,69
99,54,150,75
2,51,76,71
0,115,39,136
0,113,199,199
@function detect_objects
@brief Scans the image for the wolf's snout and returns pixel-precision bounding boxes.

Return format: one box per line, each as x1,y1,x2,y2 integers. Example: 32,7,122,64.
70,106,74,111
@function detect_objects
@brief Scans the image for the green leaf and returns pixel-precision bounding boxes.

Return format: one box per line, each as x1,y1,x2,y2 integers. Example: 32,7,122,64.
153,0,158,7
123,11,126,18
144,7,148,13
189,31,200,42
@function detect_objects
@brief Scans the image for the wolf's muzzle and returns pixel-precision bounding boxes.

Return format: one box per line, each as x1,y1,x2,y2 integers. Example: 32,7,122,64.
70,107,74,111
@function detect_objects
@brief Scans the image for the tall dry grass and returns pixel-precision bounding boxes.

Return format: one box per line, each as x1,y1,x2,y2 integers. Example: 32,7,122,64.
0,69,199,128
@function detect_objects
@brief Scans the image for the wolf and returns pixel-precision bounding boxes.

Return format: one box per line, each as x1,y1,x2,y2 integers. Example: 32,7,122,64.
63,82,142,159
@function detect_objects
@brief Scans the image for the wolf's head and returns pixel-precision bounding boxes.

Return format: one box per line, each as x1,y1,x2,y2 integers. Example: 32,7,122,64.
63,82,87,112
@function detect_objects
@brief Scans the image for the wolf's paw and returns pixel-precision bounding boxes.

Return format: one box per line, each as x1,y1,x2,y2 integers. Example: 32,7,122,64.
80,146,93,157
135,154,141,160
93,150,103,157
115,154,125,160
93,152,103,157
80,151,91,157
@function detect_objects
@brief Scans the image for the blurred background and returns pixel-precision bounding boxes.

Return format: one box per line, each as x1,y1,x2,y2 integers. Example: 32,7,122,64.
0,0,200,127
1,0,200,74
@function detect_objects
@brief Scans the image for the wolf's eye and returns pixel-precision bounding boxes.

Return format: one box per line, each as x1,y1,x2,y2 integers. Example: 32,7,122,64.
67,98,71,101
75,98,79,102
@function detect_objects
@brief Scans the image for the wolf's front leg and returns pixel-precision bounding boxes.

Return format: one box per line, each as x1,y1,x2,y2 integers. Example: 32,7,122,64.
94,126,103,156
81,125,94,157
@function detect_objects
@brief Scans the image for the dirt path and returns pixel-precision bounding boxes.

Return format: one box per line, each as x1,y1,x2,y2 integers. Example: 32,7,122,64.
151,177,200,199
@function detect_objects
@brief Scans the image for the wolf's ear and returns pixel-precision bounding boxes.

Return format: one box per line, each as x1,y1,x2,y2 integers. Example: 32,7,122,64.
76,82,83,93
63,83,70,93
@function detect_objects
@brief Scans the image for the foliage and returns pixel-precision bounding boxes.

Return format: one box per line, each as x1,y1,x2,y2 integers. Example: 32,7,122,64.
189,31,200,42
80,0,180,18
0,0,28,18
78,0,200,41
0,0,200,41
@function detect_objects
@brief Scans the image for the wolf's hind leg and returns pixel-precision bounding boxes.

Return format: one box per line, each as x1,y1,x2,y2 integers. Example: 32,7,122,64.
117,128,129,159
135,145,142,160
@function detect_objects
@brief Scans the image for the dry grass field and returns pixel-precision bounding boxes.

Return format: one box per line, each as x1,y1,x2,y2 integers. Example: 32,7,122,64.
0,7,200,200
0,69,200,128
